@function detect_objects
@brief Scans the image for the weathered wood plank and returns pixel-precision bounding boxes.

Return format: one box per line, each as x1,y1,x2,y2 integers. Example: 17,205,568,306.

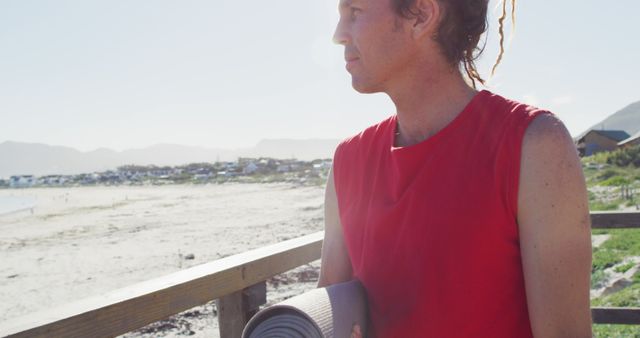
592,307,640,324
216,281,267,338
217,291,246,338
243,281,267,313
217,282,266,338
0,232,323,338
591,211,640,229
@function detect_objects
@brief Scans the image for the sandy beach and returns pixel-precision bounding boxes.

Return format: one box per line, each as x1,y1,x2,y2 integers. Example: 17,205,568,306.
0,183,325,337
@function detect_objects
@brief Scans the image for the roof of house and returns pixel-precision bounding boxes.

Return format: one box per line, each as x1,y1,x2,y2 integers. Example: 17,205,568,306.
618,131,640,146
585,130,631,142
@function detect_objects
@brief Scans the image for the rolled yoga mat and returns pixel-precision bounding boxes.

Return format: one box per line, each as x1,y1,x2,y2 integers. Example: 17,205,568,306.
242,279,368,338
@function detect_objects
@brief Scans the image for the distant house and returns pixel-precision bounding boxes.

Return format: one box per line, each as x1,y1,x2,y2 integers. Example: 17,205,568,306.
618,131,640,149
217,171,236,178
312,160,332,173
38,175,67,186
150,168,171,177
195,168,212,175
79,173,100,184
276,164,291,173
576,130,631,156
243,162,258,175
9,175,36,188
99,172,122,184
193,174,211,181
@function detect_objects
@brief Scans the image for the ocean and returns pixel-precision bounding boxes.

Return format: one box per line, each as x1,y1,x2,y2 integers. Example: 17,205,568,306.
0,195,37,216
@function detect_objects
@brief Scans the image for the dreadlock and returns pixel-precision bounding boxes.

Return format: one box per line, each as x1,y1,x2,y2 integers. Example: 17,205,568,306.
393,0,517,88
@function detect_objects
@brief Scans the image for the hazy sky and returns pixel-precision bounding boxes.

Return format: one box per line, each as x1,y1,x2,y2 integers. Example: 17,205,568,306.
1,0,638,151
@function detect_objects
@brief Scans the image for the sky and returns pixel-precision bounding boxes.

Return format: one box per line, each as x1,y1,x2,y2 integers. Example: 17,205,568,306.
0,0,638,151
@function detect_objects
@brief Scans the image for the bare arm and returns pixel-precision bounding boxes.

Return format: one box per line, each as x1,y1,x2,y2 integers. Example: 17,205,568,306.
317,167,353,287
518,114,593,337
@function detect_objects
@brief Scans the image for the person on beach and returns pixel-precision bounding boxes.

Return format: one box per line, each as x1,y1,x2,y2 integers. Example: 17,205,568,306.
317,0,593,337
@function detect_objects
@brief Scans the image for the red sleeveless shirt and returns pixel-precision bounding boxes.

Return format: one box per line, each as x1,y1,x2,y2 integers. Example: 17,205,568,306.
332,90,551,337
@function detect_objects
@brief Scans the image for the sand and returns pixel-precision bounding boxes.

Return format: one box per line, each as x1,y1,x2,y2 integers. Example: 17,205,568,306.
0,183,325,337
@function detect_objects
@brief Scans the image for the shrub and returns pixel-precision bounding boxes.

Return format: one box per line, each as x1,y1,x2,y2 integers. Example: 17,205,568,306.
589,201,620,211
600,176,631,186
614,262,636,274
598,169,620,180
605,145,640,167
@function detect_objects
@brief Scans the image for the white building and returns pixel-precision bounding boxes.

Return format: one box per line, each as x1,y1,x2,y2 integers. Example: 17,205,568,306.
9,175,36,188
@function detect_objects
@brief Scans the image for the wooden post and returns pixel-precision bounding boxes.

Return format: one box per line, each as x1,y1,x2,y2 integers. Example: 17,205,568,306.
217,281,267,338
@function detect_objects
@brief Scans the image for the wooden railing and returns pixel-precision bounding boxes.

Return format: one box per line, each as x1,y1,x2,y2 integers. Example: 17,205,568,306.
1,211,639,337
0,233,323,338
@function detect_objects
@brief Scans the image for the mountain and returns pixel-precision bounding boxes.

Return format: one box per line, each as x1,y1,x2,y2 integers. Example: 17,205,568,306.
248,139,339,160
581,100,640,138
0,139,340,177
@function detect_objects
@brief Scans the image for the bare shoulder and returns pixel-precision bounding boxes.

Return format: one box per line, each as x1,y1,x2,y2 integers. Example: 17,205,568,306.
517,112,593,337
523,112,573,150
518,111,590,236
520,113,583,193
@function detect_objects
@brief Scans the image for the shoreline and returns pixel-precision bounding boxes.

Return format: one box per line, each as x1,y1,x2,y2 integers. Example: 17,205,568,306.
0,196,37,216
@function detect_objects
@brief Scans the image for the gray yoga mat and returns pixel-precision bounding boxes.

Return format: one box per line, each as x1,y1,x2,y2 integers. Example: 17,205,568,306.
242,279,368,338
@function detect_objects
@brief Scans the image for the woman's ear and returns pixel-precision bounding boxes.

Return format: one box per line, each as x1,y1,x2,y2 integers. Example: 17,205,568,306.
410,0,441,39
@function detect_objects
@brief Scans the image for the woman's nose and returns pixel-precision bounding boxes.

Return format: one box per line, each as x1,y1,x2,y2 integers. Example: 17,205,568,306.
332,19,349,45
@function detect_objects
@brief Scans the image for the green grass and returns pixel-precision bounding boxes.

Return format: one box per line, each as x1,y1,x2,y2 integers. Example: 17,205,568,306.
591,229,640,304
590,200,621,211
593,248,624,273
591,259,640,336
593,324,640,337
615,262,637,274
598,169,624,181
592,281,640,307
599,230,640,254
601,176,632,187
